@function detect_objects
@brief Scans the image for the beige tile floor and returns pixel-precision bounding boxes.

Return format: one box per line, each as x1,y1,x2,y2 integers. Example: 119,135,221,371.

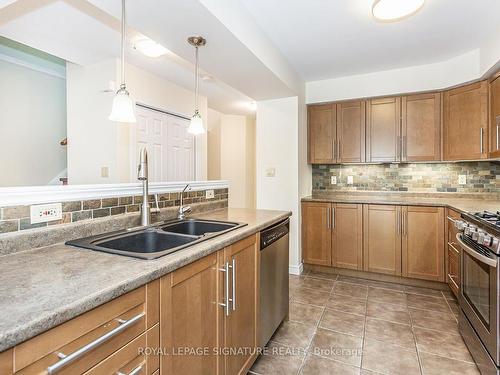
249,270,480,375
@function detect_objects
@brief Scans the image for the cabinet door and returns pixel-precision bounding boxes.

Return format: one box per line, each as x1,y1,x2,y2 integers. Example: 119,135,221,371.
363,205,402,275
332,204,363,270
302,202,332,266
490,76,500,158
336,101,366,163
308,104,336,163
160,253,221,375
366,97,401,162
402,93,441,161
402,206,445,281
443,81,489,160
222,235,258,375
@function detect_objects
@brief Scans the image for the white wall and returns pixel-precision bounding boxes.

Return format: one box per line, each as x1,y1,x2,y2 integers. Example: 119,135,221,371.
207,108,222,180
67,59,208,184
256,97,302,274
0,59,67,187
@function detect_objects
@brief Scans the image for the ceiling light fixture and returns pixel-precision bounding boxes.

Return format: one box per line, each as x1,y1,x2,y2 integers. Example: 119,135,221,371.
109,0,136,123
372,0,424,22
187,36,206,135
134,38,168,58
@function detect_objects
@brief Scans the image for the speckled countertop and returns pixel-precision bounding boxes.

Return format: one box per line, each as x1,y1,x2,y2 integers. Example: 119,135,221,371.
0,208,291,352
302,192,500,213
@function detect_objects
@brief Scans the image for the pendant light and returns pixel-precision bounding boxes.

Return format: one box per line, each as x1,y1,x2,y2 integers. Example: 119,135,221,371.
109,0,136,123
187,36,206,135
372,0,425,22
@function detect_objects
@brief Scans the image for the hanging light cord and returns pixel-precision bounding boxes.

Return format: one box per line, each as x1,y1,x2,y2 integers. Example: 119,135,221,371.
120,0,126,89
194,45,199,113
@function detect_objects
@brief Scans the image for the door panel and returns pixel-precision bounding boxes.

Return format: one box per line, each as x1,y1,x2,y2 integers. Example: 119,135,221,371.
302,202,332,266
363,204,402,275
443,81,489,160
490,76,500,158
402,93,441,161
366,97,401,162
402,206,445,281
332,204,363,270
308,104,336,163
336,101,366,163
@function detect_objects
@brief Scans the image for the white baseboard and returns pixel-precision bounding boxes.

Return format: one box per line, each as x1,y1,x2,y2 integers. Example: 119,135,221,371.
289,263,304,275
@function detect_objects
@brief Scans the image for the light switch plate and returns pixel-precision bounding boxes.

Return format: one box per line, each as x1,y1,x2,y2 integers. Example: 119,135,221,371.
101,166,109,178
458,175,467,185
265,168,276,177
30,203,62,224
205,189,215,199
330,176,337,185
347,176,354,185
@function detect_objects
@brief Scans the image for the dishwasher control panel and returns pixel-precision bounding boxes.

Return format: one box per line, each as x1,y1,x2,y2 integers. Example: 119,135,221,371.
260,219,290,249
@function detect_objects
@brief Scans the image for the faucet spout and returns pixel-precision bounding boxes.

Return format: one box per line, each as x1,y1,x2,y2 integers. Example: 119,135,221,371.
178,184,192,220
137,147,151,226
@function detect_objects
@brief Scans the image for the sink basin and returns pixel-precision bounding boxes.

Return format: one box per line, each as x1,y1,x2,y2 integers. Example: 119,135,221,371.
97,230,198,254
66,218,246,260
160,219,239,236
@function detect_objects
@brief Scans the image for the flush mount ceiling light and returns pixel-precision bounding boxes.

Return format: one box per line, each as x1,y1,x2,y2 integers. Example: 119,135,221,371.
134,38,168,58
372,0,425,22
109,0,136,123
187,36,206,135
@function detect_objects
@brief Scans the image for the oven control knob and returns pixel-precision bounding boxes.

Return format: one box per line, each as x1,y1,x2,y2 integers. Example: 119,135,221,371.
472,230,482,241
481,234,492,247
454,221,467,231
492,237,500,251
465,226,477,236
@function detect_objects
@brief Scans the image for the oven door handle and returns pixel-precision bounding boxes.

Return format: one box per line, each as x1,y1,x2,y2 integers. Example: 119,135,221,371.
456,233,497,268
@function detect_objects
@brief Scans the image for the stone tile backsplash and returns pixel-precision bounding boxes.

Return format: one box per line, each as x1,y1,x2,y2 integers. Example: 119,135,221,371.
313,162,500,193
0,188,228,234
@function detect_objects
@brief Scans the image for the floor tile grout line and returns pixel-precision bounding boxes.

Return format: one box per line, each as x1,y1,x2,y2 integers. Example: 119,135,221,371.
360,291,368,372
297,303,327,375
409,302,425,375
416,349,479,365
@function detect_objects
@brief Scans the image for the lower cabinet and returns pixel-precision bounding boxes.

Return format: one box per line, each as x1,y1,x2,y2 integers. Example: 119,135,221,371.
304,202,446,283
363,204,402,275
446,208,462,297
160,234,258,375
402,206,445,282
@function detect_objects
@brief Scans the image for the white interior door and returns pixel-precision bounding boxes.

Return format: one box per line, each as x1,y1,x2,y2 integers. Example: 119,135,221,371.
132,106,195,182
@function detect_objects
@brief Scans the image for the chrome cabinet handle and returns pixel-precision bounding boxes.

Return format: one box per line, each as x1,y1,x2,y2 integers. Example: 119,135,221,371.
496,117,499,150
402,211,407,237
219,261,231,316
331,207,335,229
326,207,331,229
403,136,407,160
396,211,400,236
47,313,145,374
337,139,341,160
231,258,236,311
117,363,144,375
447,216,457,224
480,128,484,154
396,136,401,161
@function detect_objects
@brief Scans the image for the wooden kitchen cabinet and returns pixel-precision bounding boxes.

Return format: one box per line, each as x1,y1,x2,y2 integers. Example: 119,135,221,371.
332,204,363,270
336,101,366,163
363,205,402,275
443,81,489,160
402,93,441,162
302,202,332,266
220,235,258,375
402,206,445,282
446,208,462,297
308,104,336,163
366,97,401,162
160,253,221,375
0,349,12,375
490,75,500,158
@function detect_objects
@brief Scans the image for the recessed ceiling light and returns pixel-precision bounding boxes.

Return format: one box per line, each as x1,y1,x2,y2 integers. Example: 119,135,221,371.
134,38,168,58
372,0,425,22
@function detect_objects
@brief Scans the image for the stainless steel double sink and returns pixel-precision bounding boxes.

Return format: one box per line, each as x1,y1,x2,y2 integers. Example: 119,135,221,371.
66,219,246,260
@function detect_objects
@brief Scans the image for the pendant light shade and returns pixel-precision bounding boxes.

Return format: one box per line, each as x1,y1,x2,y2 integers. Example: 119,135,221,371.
187,36,206,135
109,0,136,123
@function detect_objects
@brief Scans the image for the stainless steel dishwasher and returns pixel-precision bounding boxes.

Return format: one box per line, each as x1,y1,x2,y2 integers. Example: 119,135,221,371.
259,218,290,347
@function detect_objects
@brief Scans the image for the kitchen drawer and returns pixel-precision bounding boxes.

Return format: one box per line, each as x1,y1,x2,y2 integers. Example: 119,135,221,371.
84,324,159,375
447,244,460,298
14,280,159,374
447,209,461,247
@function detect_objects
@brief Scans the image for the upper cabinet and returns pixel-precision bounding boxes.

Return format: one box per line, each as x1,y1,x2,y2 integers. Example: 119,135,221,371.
308,104,336,164
402,93,441,162
366,97,401,163
336,101,366,163
443,81,489,160
490,75,500,158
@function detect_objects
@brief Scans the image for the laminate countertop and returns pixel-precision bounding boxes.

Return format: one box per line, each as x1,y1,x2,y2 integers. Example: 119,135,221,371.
302,192,500,214
0,208,291,352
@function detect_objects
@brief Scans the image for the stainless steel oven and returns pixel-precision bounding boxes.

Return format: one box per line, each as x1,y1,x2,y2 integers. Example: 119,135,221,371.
454,212,500,375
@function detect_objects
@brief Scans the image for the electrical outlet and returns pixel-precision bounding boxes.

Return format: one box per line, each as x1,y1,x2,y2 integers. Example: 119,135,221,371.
458,175,467,185
205,189,215,199
330,176,337,185
347,176,354,185
30,203,62,224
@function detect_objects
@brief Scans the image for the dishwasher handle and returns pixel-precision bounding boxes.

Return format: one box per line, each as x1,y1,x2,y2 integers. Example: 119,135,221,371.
260,219,290,250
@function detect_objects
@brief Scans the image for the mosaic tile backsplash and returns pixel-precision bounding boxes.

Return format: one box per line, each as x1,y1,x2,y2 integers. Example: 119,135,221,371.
0,188,228,234
313,162,500,193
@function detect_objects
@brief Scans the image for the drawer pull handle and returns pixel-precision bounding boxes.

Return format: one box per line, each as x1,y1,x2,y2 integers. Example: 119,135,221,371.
47,312,145,374
117,363,144,375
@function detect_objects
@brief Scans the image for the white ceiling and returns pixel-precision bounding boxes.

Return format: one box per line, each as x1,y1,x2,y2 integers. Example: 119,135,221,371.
239,0,500,81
